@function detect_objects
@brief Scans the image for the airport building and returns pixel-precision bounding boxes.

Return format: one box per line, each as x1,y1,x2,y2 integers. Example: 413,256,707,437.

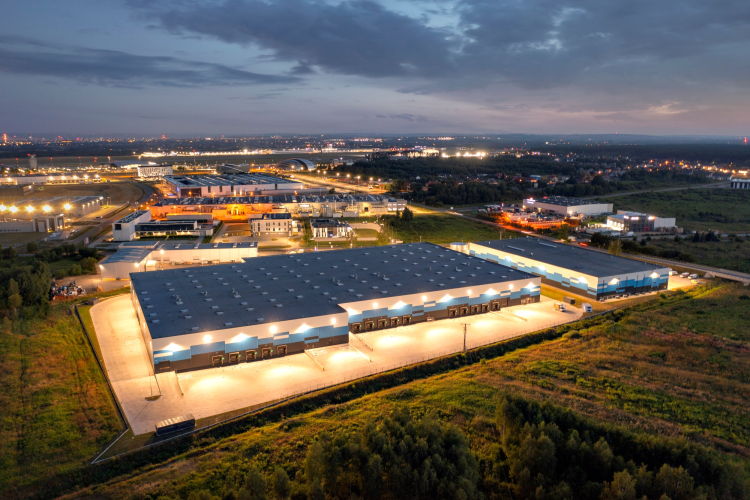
137,164,173,178
163,174,303,197
274,158,316,171
129,243,541,373
100,241,258,280
150,193,406,221
524,196,613,216
469,238,669,300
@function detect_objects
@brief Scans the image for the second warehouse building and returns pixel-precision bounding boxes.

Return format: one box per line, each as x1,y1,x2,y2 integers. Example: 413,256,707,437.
469,238,669,300
130,243,541,373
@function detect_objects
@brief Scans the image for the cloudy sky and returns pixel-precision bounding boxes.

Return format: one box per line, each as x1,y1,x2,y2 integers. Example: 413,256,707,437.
2,0,749,136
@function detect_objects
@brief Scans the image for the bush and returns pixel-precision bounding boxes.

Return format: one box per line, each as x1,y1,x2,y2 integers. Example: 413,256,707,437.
26,241,38,253
81,257,97,274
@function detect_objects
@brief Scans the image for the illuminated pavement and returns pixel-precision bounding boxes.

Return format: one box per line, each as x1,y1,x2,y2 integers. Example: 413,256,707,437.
91,295,580,435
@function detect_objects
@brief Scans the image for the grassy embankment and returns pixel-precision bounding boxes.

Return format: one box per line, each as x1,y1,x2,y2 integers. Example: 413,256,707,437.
0,299,122,497
635,238,750,273
390,213,505,244
51,282,750,499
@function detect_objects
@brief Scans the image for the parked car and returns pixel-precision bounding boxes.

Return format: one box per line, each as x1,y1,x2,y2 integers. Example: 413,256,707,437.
680,272,690,278
688,273,699,279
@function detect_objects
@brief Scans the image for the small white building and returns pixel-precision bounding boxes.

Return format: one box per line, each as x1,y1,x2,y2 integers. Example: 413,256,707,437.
730,178,750,189
112,211,152,241
311,219,353,238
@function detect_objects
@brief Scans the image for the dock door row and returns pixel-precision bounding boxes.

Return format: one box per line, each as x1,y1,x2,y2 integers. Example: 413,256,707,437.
209,345,289,367
448,298,508,318
350,315,412,333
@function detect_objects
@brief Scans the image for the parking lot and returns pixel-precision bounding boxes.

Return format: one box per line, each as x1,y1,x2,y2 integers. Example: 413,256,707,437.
91,295,581,435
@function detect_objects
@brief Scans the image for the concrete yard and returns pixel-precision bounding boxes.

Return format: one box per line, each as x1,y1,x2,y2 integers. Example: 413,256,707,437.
91,294,581,435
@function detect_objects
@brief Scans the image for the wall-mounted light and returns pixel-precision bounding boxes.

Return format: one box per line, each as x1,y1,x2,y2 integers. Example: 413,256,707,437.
422,295,427,301
203,335,212,343
467,290,472,296
372,302,378,308
331,318,336,324
270,325,277,334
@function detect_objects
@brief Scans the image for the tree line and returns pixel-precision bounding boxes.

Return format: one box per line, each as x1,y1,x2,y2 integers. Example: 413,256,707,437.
174,395,746,500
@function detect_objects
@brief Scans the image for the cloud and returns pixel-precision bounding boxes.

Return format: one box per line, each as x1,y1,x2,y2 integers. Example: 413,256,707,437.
0,36,295,88
131,0,456,78
130,0,750,97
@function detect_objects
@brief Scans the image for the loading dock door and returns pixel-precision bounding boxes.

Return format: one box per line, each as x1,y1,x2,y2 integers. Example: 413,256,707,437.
277,345,287,356
212,355,223,367
228,352,240,363
390,317,400,327
365,321,374,331
377,319,387,329
246,350,256,361
261,348,272,359
402,316,411,325
481,303,490,313
470,305,479,314
351,323,361,333
460,307,469,316
449,308,458,318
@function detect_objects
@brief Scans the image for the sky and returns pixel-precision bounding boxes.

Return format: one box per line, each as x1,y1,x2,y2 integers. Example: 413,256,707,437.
1,0,750,136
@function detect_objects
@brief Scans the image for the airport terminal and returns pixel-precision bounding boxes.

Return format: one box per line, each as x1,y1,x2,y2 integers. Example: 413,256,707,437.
469,238,670,300
129,243,542,373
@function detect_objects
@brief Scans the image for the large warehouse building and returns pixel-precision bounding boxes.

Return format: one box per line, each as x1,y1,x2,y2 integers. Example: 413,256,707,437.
130,243,541,373
469,238,669,300
163,174,303,197
523,196,613,216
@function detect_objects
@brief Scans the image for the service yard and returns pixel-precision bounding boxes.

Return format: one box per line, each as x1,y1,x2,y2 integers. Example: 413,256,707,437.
90,294,580,435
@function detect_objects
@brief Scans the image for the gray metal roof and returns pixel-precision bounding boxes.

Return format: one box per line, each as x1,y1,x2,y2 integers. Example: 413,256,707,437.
131,243,536,339
103,248,152,264
116,210,149,223
472,238,667,277
163,174,296,188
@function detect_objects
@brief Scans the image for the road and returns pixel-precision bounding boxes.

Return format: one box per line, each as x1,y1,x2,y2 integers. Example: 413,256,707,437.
293,172,387,194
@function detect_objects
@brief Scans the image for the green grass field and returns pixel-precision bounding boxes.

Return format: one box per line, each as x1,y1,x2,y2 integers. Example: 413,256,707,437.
43,282,750,499
391,214,506,244
0,302,121,497
641,237,750,273
600,188,750,233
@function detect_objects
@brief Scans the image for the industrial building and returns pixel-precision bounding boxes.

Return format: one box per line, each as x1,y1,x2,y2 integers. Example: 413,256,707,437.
163,174,303,197
469,238,669,300
100,241,258,280
0,196,103,217
150,193,406,221
731,178,750,189
129,243,541,373
311,219,353,238
250,213,297,236
523,196,613,216
112,210,213,241
606,211,677,233
0,214,65,233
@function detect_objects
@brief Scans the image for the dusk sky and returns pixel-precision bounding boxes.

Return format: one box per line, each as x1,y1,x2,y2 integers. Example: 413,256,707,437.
2,0,750,136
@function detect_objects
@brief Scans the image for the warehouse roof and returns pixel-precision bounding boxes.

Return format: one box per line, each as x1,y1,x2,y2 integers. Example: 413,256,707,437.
131,243,536,339
471,238,667,277
163,174,298,188
103,247,152,264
